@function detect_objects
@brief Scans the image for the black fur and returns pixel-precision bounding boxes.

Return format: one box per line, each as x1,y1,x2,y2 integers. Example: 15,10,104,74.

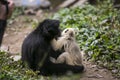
21,19,84,76
0,20,7,46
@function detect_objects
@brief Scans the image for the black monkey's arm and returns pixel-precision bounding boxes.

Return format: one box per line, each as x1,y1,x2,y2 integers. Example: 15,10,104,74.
0,20,7,46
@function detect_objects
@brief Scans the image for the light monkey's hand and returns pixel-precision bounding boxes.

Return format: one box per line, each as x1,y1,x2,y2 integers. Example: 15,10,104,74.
50,57,56,63
61,35,70,40
51,35,70,51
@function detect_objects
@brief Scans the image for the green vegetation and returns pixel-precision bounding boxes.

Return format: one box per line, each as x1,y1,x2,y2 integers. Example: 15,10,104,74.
52,0,120,78
0,51,43,80
0,0,120,79
0,51,81,80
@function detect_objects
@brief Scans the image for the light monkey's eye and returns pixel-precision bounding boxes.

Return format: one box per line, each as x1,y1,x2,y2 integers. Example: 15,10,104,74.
65,29,69,33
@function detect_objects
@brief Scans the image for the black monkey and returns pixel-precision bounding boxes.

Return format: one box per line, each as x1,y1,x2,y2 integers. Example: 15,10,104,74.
21,19,84,76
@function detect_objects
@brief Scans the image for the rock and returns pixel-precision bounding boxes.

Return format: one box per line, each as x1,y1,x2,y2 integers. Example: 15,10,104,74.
96,74,103,78
112,69,118,74
0,45,9,52
36,10,43,16
40,0,51,9
13,0,51,9
10,55,21,61
4,33,8,37
87,74,103,78
91,65,97,68
73,0,87,7
58,0,76,8
103,62,108,67
24,9,36,15
87,75,97,78
58,0,87,8
115,60,120,63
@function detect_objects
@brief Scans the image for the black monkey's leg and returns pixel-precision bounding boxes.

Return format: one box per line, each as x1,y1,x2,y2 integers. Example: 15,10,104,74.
0,20,7,46
41,60,84,75
49,63,84,74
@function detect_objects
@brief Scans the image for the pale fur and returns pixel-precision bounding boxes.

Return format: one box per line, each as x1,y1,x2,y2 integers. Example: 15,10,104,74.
51,28,83,66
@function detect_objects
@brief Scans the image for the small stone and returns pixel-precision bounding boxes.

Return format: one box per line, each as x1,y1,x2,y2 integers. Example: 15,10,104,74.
91,65,97,68
0,45,9,52
87,75,97,78
115,60,120,63
40,0,51,9
103,62,108,67
87,74,103,78
112,69,118,74
4,33,8,37
96,74,103,78
36,10,42,16
10,55,21,61
24,9,36,15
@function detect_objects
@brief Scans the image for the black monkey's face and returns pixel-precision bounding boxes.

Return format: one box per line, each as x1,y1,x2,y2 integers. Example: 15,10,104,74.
48,21,60,36
40,19,61,39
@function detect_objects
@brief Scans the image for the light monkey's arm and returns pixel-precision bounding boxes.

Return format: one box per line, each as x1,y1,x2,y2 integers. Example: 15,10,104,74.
51,35,69,51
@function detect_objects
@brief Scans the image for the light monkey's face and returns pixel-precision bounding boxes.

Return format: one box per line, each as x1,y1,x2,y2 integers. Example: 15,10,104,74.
61,28,76,37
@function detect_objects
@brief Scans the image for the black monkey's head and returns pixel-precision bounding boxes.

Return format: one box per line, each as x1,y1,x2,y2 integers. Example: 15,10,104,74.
35,19,61,40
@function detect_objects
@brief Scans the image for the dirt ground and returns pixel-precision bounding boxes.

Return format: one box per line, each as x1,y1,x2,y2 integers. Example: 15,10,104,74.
1,13,48,54
0,9,119,80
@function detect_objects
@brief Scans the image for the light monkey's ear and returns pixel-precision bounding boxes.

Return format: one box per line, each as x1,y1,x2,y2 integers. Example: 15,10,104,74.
64,29,69,33
73,28,79,35
61,28,69,36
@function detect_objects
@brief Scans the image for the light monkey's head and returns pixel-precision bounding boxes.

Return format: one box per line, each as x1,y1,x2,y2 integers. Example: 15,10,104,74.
61,28,78,38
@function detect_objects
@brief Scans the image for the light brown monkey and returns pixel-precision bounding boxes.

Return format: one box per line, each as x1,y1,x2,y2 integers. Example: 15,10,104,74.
51,28,83,66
